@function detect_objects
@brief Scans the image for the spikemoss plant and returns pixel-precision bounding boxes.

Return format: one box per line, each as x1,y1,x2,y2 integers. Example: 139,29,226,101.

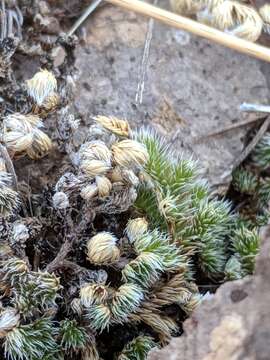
0,113,264,360
0,115,264,360
135,130,233,278
225,132,270,279
0,88,263,360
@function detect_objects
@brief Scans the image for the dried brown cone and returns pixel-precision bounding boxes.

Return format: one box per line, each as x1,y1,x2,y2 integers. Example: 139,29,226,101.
148,273,193,307
26,129,53,160
26,69,57,106
130,306,178,344
86,232,120,265
33,92,60,116
95,116,130,137
96,175,112,198
112,140,149,168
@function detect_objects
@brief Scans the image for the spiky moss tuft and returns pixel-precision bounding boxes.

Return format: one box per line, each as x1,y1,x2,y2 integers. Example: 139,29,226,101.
135,129,233,278
117,336,155,360
4,318,60,360
59,319,87,352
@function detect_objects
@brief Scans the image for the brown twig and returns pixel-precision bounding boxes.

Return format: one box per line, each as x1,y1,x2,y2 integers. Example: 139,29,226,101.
46,234,74,273
46,209,95,273
57,260,89,273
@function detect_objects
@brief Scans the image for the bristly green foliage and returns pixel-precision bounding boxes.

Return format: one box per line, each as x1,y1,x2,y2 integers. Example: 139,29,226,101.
4,318,60,360
232,168,258,195
59,319,87,352
231,226,260,275
1,259,60,317
122,229,187,287
231,165,270,229
0,119,265,360
85,304,111,332
134,188,166,230
80,226,192,339
117,336,155,360
252,132,270,169
225,225,260,279
111,284,144,324
80,282,145,333
257,178,270,208
224,255,243,280
135,129,233,278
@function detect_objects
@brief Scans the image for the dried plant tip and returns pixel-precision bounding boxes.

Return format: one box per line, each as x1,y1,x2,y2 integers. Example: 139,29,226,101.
3,113,42,133
95,116,130,137
180,293,202,314
39,272,61,292
259,4,270,34
81,141,112,165
96,175,112,198
259,4,270,23
26,69,57,106
3,131,33,153
26,129,52,159
82,343,100,360
40,92,60,114
112,140,149,168
0,243,13,259
52,191,69,210
80,284,109,307
125,218,148,243
81,160,111,179
2,258,28,280
0,309,20,338
80,184,98,201
212,1,263,42
2,112,44,153
0,187,20,217
110,166,123,183
87,232,120,265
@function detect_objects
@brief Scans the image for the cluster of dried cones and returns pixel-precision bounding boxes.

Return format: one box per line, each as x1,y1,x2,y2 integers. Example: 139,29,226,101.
79,116,148,202
52,115,150,216
2,69,58,161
